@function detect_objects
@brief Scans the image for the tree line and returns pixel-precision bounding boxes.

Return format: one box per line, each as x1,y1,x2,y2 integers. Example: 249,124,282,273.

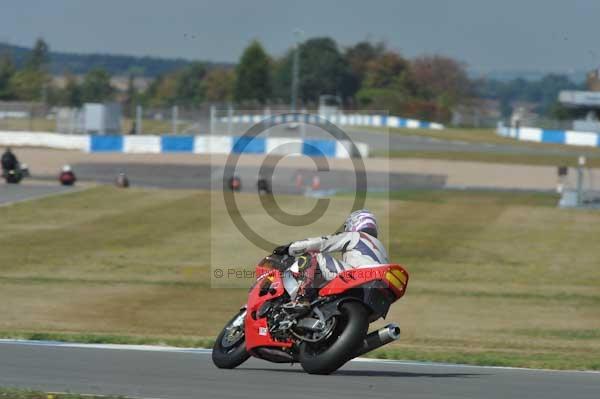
0,38,582,122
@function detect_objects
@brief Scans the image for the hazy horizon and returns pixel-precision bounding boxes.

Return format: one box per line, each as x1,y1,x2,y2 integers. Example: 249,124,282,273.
2,0,599,74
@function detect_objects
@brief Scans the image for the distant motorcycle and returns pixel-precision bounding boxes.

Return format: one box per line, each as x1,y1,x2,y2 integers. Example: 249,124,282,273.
212,252,409,374
2,164,29,184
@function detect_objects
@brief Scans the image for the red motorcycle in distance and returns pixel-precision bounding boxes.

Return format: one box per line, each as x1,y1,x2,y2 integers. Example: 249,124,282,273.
212,253,409,374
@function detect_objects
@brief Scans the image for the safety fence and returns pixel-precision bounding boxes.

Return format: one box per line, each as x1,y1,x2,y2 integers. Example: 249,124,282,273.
221,113,444,130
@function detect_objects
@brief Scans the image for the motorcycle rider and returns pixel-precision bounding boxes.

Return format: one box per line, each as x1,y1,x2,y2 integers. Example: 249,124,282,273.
59,165,77,186
1,147,18,176
273,209,389,312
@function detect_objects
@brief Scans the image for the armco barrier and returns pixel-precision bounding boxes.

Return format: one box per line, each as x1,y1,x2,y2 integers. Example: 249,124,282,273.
222,113,444,130
497,125,600,148
0,131,368,158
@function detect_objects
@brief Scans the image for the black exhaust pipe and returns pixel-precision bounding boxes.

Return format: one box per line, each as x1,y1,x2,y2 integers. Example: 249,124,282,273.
355,323,401,357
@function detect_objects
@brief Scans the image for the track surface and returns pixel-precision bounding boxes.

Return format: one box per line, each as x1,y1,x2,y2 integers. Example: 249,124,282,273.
348,128,596,156
0,183,77,205
66,163,446,191
1,341,598,399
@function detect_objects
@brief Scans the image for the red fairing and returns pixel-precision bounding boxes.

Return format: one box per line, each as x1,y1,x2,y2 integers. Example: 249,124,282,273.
59,172,76,184
244,270,293,351
318,264,409,300
244,263,409,352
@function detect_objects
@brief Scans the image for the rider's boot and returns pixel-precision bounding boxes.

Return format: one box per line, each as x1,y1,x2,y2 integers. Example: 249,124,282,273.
282,296,311,314
283,255,316,315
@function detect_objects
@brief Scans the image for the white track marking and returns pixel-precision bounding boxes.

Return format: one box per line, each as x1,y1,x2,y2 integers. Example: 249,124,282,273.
0,185,92,207
48,392,164,399
1,339,598,374
0,339,212,354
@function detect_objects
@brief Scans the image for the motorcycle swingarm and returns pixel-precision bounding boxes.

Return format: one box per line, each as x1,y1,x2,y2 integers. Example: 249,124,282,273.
316,286,394,321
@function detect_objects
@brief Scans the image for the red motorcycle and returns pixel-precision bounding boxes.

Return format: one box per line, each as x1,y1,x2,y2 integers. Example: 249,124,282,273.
212,253,409,374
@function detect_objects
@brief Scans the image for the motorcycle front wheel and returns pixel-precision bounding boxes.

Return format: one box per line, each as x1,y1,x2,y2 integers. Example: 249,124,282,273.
212,310,250,369
299,301,368,375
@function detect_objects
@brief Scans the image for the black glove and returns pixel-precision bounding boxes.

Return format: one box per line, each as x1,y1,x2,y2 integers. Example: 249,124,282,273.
273,244,291,256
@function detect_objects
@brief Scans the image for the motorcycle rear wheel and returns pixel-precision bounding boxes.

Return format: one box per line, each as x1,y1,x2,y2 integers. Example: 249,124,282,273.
212,310,250,369
299,301,368,375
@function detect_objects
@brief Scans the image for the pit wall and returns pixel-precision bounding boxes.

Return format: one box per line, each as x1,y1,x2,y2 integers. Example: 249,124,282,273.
0,131,369,159
497,125,600,147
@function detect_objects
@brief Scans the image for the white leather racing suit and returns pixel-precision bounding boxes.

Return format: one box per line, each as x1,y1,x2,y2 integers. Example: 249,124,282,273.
288,231,389,289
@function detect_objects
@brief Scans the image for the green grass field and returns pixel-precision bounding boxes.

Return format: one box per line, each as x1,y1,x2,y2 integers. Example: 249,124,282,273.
1,186,599,370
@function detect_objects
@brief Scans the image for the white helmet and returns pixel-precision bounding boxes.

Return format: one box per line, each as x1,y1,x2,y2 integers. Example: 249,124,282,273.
62,165,72,173
344,209,378,237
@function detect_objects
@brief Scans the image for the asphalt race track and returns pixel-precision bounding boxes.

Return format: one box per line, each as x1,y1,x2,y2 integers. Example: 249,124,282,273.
0,183,77,206
0,341,598,399
67,163,447,192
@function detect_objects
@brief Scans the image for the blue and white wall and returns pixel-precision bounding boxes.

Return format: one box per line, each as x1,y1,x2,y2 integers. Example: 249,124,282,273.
222,113,445,130
497,125,600,148
0,131,368,159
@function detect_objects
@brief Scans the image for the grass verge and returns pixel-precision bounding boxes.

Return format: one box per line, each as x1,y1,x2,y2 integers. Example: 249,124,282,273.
1,186,599,370
0,387,131,399
0,331,214,349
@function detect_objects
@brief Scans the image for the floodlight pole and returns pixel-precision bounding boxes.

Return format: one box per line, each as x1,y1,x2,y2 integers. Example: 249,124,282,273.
172,105,178,135
290,29,304,113
577,156,586,207
136,105,142,135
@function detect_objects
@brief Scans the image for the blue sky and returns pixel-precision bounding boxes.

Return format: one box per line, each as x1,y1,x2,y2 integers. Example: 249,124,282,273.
1,0,599,72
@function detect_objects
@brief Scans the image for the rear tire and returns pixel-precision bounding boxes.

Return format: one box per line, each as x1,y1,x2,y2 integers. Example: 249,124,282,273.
212,310,250,369
299,301,368,375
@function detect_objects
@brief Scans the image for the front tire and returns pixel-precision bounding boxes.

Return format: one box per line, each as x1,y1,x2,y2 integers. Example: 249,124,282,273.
299,301,368,375
212,310,250,369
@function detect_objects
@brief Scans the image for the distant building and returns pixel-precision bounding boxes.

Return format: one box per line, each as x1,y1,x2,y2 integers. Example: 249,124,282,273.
0,101,47,119
587,68,600,92
51,75,151,91
451,99,502,127
510,102,539,128
557,67,600,132
56,103,122,135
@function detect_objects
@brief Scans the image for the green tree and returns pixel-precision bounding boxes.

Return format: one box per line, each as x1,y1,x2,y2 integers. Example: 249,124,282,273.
0,54,16,100
355,51,416,114
144,74,178,107
271,56,292,101
26,38,50,71
234,40,271,104
363,52,412,90
10,69,49,101
298,37,356,103
411,55,471,106
81,68,114,102
174,62,207,106
345,41,386,85
274,37,356,104
123,74,138,116
63,72,83,107
204,68,235,102
9,38,52,101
